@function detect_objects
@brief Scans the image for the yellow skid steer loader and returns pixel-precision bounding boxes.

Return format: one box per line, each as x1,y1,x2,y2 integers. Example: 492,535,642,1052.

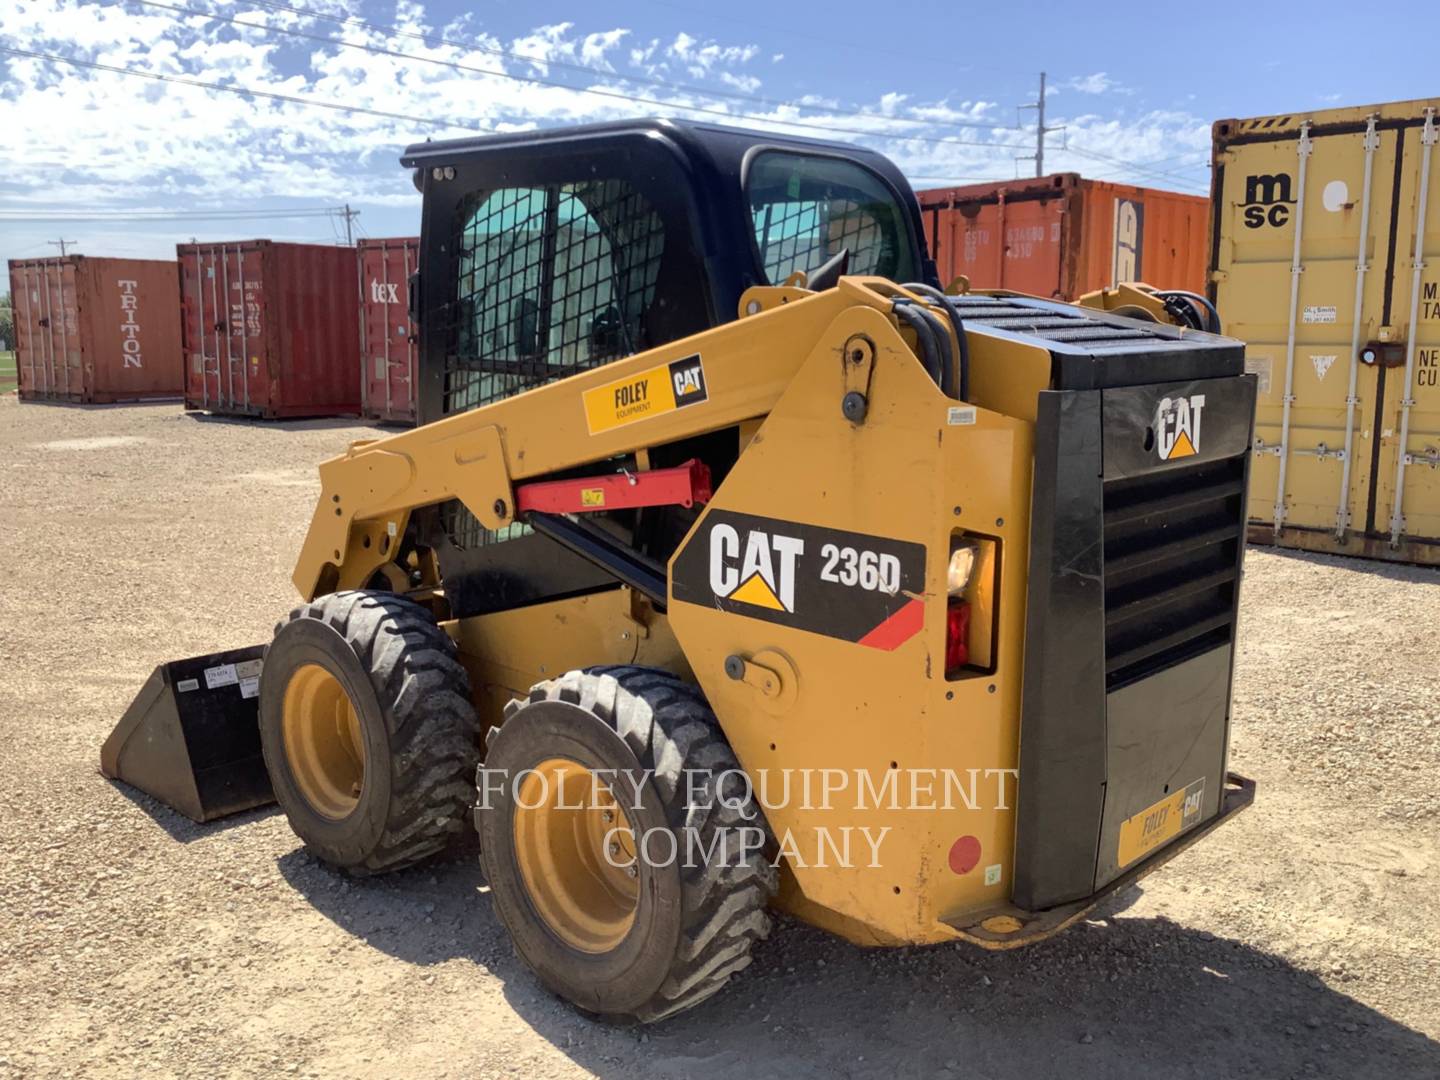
105,119,1255,1022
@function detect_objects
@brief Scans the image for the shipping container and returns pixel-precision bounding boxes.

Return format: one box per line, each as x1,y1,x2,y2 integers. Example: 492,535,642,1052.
8,256,183,403
358,237,419,424
1212,97,1440,564
178,240,360,419
917,173,1209,300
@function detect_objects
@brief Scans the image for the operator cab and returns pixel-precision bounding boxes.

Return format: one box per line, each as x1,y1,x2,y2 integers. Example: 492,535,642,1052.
400,120,933,616
402,118,931,424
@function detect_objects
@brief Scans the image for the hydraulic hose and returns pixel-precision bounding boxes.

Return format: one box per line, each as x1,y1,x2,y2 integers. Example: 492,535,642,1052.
902,282,971,402
891,301,944,391
907,301,956,400
1158,290,1223,335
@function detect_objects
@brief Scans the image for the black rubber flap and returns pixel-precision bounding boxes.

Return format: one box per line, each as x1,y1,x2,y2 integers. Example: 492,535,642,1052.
101,645,274,823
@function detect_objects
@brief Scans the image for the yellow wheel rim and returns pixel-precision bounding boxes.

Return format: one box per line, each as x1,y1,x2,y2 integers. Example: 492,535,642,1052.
281,663,367,820
512,757,640,953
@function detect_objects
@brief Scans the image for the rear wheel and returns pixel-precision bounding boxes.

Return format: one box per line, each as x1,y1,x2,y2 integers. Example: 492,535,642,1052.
478,666,777,1022
259,590,480,874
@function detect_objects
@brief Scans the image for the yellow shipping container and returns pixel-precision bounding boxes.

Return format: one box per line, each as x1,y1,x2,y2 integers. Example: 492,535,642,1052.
1211,97,1440,563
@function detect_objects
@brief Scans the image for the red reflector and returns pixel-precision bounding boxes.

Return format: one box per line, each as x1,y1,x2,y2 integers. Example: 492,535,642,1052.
948,834,981,875
945,599,971,673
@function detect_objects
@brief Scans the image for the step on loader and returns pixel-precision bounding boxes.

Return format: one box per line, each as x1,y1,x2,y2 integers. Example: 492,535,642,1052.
106,119,1257,1022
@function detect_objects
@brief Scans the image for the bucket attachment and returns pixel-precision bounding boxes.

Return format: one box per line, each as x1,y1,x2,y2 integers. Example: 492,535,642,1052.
101,645,275,823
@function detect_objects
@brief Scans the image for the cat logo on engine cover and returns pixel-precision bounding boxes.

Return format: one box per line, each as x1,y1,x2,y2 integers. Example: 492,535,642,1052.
1155,393,1206,460
672,511,927,650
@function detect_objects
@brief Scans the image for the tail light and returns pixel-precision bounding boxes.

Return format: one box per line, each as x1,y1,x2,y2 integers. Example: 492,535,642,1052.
945,541,978,677
945,599,971,673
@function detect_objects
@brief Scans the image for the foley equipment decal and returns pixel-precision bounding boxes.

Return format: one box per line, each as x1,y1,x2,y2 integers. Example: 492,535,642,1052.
1116,778,1205,869
671,510,927,649
583,353,708,434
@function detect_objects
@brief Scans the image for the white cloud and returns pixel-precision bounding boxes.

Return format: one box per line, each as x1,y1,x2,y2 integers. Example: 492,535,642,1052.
0,0,1212,267
1064,72,1130,96
719,71,760,93
579,29,628,69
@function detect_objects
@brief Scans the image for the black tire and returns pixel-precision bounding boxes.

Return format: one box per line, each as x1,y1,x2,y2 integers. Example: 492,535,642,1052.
478,666,777,1022
259,590,480,875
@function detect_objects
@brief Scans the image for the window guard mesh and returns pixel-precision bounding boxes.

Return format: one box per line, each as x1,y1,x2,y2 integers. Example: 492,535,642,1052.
440,178,665,548
752,197,888,283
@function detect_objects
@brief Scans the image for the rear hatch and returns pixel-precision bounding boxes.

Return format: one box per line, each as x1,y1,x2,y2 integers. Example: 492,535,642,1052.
952,296,1254,910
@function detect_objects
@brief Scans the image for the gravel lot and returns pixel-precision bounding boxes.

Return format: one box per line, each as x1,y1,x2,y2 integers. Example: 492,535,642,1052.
0,395,1437,1080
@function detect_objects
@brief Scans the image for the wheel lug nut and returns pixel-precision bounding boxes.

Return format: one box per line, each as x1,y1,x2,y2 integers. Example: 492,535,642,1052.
602,810,614,823
609,841,620,857
627,865,638,878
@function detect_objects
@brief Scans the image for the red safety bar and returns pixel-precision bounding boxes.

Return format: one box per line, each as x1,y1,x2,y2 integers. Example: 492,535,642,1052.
515,459,713,515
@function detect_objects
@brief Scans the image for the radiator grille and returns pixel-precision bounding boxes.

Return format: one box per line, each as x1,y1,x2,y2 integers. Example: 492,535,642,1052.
949,296,1185,353
1102,455,1246,687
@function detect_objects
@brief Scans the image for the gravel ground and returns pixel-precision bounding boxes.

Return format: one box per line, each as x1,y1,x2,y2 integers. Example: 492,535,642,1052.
0,395,1437,1080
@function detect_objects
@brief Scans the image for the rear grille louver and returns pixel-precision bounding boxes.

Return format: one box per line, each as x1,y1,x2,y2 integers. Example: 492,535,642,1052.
1101,455,1247,688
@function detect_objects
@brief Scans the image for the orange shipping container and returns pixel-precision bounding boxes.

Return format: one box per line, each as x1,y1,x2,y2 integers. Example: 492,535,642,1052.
9,256,184,403
178,240,360,419
916,173,1209,300
358,237,419,425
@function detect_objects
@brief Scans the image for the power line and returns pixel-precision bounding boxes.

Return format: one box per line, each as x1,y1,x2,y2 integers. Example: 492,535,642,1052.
227,0,1016,132
1062,144,1208,190
0,209,350,222
0,45,492,132
118,1,1032,152
48,238,79,255
4,41,1207,196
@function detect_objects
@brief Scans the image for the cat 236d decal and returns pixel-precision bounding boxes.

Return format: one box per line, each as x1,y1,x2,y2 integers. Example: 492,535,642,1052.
670,510,927,650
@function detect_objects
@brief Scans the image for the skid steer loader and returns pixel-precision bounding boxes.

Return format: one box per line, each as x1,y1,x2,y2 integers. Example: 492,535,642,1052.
105,119,1256,1022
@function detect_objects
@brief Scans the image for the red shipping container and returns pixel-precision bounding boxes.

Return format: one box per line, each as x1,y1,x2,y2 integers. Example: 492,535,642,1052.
916,173,1209,300
9,256,183,403
178,240,360,418
358,237,419,425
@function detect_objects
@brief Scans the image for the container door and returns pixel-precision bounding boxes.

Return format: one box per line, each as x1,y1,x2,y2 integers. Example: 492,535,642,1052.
182,248,225,409
361,240,418,421
1215,118,1403,545
27,261,83,398
1000,196,1063,298
11,265,44,396
939,197,1064,297
1375,110,1440,546
220,245,267,413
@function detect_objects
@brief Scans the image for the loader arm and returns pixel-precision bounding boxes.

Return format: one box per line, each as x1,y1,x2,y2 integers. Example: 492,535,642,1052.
292,277,982,600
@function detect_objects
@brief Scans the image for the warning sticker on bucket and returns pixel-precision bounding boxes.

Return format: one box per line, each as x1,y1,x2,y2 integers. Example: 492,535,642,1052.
204,663,238,689
239,676,260,699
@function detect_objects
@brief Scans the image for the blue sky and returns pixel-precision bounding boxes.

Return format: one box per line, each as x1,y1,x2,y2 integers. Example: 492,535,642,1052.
2,0,1436,270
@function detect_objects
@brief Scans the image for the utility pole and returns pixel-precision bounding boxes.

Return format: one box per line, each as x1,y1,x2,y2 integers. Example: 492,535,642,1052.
340,204,358,246
48,239,78,256
1018,72,1064,178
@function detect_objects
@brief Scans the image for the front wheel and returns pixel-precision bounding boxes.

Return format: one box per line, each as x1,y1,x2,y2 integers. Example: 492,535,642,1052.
478,666,777,1022
259,590,480,874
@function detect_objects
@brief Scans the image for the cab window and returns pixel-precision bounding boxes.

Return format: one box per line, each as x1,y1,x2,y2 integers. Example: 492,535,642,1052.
746,152,915,284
